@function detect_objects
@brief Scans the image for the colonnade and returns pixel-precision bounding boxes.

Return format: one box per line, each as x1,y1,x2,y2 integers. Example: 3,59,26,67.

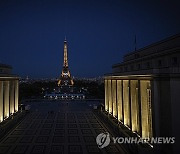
0,79,19,122
105,77,153,139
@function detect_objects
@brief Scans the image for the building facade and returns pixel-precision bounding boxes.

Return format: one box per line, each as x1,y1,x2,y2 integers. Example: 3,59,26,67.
0,64,19,123
105,34,180,153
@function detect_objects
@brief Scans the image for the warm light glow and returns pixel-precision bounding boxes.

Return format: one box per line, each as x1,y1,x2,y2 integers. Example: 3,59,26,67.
4,81,10,118
58,40,74,86
108,80,112,113
15,80,19,112
0,81,3,123
117,80,123,121
123,80,130,126
112,80,117,117
10,81,15,115
0,116,3,122
105,77,153,140
130,80,139,133
105,80,109,111
140,80,152,139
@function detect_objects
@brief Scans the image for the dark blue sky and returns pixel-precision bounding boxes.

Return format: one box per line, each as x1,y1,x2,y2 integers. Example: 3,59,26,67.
0,0,180,78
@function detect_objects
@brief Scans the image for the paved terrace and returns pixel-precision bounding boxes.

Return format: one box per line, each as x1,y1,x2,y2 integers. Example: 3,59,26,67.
0,101,127,154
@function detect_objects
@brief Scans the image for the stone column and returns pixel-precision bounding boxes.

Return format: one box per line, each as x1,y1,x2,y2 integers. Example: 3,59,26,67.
112,80,117,117
10,81,15,114
123,80,130,127
138,80,142,136
105,79,109,111
108,80,112,114
4,81,10,118
130,80,139,133
0,81,3,122
14,80,19,112
140,80,152,139
117,80,123,122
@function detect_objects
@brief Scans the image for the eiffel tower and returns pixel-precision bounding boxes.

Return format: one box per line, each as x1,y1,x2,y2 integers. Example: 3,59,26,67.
58,39,74,87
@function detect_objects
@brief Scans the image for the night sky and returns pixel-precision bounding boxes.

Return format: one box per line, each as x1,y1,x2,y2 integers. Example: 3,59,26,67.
0,0,180,78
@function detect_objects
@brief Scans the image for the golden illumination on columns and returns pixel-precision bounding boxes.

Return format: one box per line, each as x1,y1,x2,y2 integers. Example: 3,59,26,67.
10,81,15,114
140,80,152,139
117,80,123,121
130,80,139,133
112,80,117,117
14,80,19,112
0,81,3,122
123,80,130,127
105,80,109,111
108,80,112,114
4,81,10,118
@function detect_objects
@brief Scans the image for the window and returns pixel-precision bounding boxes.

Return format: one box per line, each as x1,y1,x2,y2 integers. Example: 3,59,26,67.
158,60,162,67
146,62,150,69
124,66,128,72
131,65,134,71
137,64,141,70
172,57,177,65
0,69,3,73
135,54,140,58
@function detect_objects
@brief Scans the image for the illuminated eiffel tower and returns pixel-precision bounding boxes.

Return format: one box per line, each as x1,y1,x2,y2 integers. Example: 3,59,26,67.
58,38,74,87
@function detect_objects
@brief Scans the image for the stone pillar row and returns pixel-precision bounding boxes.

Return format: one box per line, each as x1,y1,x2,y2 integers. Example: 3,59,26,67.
105,79,152,139
0,80,19,122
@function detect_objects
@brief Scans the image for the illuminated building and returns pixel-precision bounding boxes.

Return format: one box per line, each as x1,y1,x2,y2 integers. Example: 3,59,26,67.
105,34,180,153
58,39,74,87
0,64,19,123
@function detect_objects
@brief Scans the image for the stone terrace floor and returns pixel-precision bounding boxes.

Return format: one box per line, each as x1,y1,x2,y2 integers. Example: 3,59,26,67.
0,101,127,154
